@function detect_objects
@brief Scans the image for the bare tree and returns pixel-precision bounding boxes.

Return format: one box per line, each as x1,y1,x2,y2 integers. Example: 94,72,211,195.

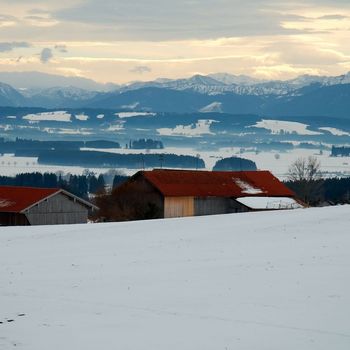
287,156,323,205
287,156,322,182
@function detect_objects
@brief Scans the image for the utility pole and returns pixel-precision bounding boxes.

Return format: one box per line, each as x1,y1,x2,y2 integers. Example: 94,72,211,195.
159,154,164,169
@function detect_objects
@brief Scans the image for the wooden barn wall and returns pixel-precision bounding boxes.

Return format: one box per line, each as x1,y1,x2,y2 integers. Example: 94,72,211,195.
125,177,164,218
0,212,29,226
24,193,89,225
164,196,194,218
194,197,249,216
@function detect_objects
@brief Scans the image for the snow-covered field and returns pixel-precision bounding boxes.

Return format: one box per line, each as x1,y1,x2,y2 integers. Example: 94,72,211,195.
1,147,350,179
157,119,217,137
1,206,350,349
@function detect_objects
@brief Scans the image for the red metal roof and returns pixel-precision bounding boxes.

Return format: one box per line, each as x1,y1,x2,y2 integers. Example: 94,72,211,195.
140,169,295,198
0,186,60,213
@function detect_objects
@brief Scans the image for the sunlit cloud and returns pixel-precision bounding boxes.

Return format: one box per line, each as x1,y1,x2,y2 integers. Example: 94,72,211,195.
0,0,349,82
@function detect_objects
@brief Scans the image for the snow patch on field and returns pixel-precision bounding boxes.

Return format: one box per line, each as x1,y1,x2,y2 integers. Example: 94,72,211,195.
116,112,156,118
319,127,350,136
75,114,89,121
199,102,223,113
0,206,350,350
22,111,72,122
43,127,93,135
157,119,217,137
106,121,125,132
253,119,322,136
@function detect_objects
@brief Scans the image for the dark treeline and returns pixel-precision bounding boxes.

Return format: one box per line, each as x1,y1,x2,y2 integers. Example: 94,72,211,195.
0,138,120,154
285,177,350,205
213,157,257,171
128,139,164,149
0,172,128,199
37,150,205,169
331,146,350,157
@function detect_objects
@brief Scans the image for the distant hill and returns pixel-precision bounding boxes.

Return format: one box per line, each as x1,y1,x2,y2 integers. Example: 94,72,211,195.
0,71,350,117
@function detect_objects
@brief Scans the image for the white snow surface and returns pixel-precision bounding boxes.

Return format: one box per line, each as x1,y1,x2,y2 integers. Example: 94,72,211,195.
253,119,322,136
199,101,223,113
1,206,350,350
233,178,264,194
236,196,303,209
319,127,350,136
157,119,217,137
75,114,89,121
22,111,72,123
116,112,156,118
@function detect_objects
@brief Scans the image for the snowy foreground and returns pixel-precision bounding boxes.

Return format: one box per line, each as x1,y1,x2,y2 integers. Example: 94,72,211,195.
1,207,350,350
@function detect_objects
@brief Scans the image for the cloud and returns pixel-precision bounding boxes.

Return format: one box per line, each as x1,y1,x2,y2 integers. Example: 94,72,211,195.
130,65,152,74
40,48,53,63
54,0,310,41
55,44,68,53
317,14,348,20
0,41,31,52
0,14,17,27
24,15,59,27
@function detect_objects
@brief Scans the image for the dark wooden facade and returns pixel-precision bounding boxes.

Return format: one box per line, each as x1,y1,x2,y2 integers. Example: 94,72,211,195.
0,212,30,226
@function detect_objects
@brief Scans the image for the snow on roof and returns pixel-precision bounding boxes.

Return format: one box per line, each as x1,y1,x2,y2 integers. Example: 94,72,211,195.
232,178,263,195
236,196,303,210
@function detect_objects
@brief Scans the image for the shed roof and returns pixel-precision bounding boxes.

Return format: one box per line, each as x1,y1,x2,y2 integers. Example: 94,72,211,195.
139,169,295,198
0,186,96,213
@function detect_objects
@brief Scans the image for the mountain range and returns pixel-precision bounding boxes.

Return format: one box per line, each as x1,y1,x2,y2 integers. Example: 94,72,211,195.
0,71,350,117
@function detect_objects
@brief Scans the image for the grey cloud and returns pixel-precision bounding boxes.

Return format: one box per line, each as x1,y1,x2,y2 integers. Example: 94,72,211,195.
27,8,51,15
54,0,312,40
0,14,18,24
0,41,31,52
317,14,348,20
55,44,68,53
40,48,53,63
130,65,152,74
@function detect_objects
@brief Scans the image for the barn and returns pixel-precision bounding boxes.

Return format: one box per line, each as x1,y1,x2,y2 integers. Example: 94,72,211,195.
115,169,303,219
0,186,97,226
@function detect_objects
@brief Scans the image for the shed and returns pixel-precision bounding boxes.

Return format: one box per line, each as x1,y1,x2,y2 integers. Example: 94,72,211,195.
115,169,303,219
0,186,97,226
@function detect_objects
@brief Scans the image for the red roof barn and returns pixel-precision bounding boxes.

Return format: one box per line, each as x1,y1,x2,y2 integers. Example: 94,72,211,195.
0,186,96,226
112,169,303,219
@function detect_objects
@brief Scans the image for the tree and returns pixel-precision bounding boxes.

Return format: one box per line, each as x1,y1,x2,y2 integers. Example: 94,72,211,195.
287,156,323,205
287,156,321,182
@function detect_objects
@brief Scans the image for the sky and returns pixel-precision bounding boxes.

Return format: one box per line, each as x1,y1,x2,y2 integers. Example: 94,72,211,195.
0,0,350,84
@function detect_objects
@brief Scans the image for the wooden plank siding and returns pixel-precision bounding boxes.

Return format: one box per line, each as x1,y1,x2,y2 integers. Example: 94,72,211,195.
164,196,194,218
24,192,89,225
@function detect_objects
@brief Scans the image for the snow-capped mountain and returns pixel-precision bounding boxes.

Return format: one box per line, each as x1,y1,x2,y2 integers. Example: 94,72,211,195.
19,86,101,108
0,82,26,107
0,71,350,114
120,71,350,96
208,73,265,85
